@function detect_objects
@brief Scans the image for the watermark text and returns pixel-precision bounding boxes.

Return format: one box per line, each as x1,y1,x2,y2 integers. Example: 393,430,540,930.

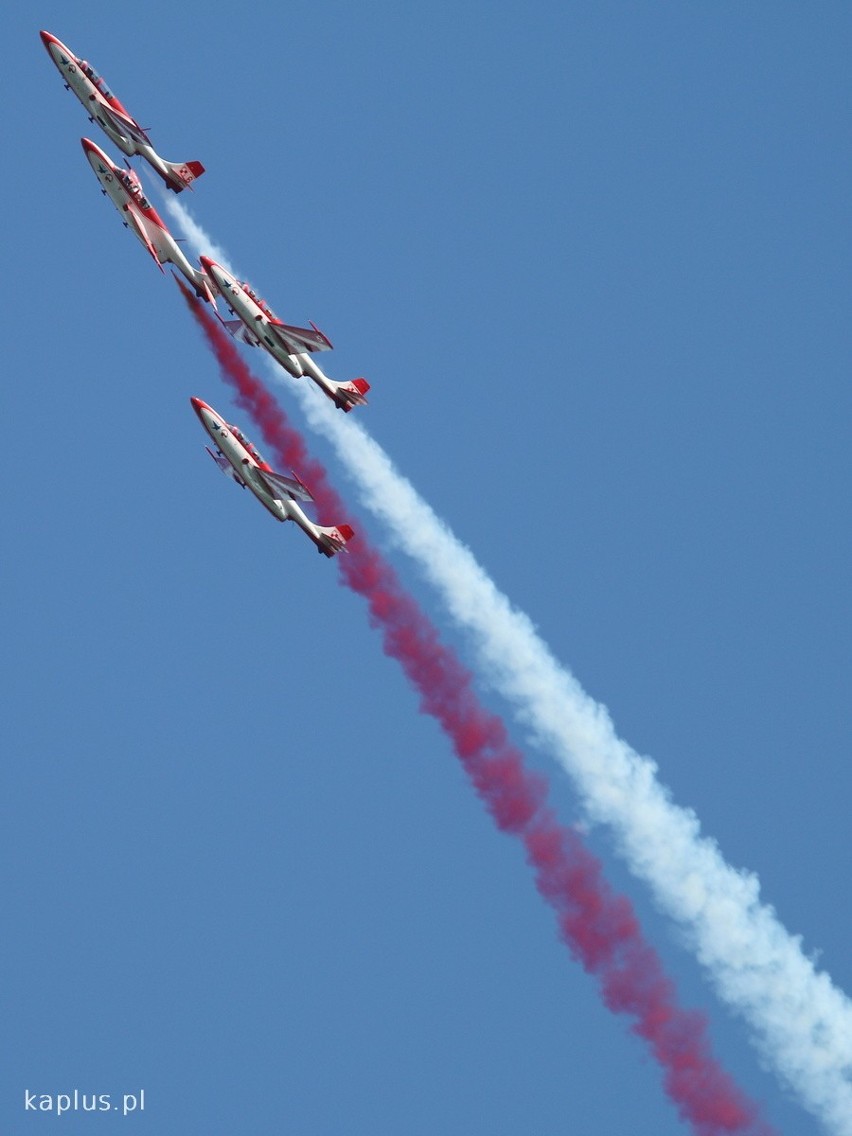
24,1089,145,1117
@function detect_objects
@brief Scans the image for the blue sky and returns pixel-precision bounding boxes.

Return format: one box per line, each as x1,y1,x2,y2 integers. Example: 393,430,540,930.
5,3,852,1132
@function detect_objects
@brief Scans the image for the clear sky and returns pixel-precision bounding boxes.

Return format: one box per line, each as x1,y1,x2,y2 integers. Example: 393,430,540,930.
6,3,852,1133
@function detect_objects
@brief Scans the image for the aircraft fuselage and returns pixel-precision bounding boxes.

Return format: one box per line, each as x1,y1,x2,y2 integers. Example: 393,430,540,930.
192,399,322,540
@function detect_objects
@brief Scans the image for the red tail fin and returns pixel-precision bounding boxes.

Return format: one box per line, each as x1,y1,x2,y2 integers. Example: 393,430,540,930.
337,377,370,412
315,523,355,557
166,159,206,192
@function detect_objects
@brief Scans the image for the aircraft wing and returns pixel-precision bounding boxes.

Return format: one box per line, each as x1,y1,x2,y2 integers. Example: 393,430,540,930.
99,102,150,147
258,469,314,503
205,446,231,474
123,203,164,271
205,446,243,484
223,318,260,347
267,320,333,356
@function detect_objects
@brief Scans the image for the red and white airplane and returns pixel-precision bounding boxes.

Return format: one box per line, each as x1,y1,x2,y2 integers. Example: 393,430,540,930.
83,138,214,303
40,30,204,194
199,257,370,413
191,398,355,557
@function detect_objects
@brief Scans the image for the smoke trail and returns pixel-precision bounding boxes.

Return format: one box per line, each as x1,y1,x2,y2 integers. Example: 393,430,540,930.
181,283,775,1136
162,197,239,277
168,202,852,1132
292,380,852,1136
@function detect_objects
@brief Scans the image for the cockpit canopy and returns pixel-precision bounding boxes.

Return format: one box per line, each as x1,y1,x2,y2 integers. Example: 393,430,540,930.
117,170,149,208
242,283,275,319
79,61,113,99
231,427,266,465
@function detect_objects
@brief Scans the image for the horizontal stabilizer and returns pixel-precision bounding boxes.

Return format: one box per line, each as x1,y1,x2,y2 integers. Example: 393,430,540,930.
190,268,216,306
315,522,355,558
332,376,370,412
164,158,205,193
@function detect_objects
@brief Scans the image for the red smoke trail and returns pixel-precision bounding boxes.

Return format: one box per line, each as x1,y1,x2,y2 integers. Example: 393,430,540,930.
182,286,775,1136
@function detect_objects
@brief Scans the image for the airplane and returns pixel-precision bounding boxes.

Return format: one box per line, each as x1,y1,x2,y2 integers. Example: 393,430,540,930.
190,397,355,557
40,30,204,194
82,138,215,303
199,257,370,412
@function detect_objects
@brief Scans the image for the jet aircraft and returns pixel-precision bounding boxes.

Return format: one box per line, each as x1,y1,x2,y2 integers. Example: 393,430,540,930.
40,30,204,194
83,138,214,303
191,398,355,557
199,257,370,412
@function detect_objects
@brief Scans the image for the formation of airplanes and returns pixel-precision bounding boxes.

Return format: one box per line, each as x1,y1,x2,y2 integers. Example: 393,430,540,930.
41,30,365,559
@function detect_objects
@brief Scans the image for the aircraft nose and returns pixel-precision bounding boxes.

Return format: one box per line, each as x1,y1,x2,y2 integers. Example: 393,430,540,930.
39,31,64,60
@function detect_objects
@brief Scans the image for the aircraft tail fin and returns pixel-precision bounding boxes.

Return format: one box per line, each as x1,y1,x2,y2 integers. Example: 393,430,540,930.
315,523,355,557
188,266,216,307
333,376,370,412
165,159,206,193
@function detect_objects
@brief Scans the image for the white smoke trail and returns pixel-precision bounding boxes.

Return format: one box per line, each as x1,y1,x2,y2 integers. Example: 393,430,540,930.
298,389,852,1134
162,197,239,277
173,202,852,1135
